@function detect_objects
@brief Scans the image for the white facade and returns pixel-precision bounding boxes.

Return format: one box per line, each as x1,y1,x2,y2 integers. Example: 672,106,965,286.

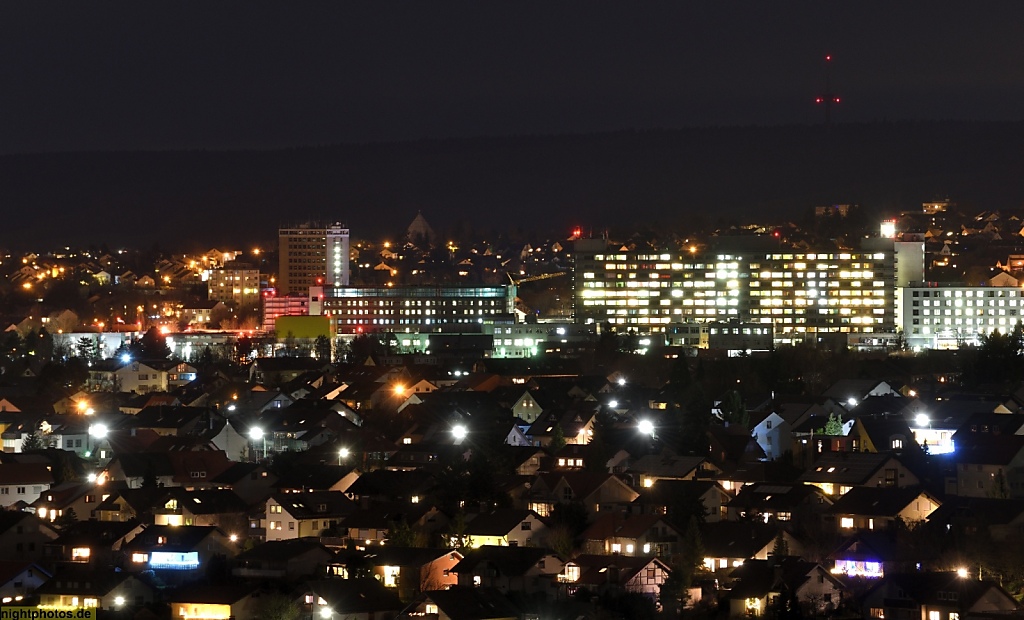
902,284,1024,350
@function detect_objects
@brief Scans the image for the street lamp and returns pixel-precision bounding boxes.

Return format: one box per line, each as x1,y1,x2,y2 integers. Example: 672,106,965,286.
638,419,655,437
249,428,267,460
452,425,468,442
338,447,350,465
319,607,333,619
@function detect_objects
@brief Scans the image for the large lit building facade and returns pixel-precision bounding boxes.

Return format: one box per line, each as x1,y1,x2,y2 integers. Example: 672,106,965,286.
901,284,1024,350
319,285,515,335
574,237,902,345
208,264,261,307
277,222,350,296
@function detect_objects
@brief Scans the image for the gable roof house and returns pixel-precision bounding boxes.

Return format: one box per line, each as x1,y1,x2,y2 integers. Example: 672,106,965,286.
400,586,521,620
633,479,733,524
798,452,920,498
35,565,155,611
266,491,356,542
863,572,1021,620
452,545,564,597
300,578,405,620
701,522,801,574
827,486,940,532
565,554,671,602
524,472,640,517
581,512,682,558
122,524,237,584
0,462,54,507
726,482,834,529
463,509,547,549
727,557,845,618
0,560,50,601
232,538,334,580
44,519,144,566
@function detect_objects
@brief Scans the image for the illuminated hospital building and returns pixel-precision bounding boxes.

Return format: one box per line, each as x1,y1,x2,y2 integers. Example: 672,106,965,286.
573,236,915,347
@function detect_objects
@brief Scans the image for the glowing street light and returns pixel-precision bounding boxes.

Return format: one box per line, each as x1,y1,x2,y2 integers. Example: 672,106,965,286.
88,424,108,439
452,425,468,441
915,413,930,428
638,419,655,437
319,607,333,619
956,567,970,579
249,428,267,460
338,447,350,465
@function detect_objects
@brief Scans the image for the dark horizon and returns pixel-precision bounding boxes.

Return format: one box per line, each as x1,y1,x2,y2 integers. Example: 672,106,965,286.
5,3,1024,155
3,120,1024,251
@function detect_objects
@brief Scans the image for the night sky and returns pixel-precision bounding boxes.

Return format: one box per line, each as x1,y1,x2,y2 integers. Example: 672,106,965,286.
4,2,1024,154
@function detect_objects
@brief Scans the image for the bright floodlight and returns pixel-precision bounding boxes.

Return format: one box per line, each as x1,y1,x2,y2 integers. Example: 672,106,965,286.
452,425,468,440
608,400,618,409
915,413,929,427
339,447,350,459
638,419,655,436
249,428,264,441
617,378,626,386
114,596,125,607
320,607,333,619
88,424,108,439
847,398,857,407
956,567,969,578
120,353,131,363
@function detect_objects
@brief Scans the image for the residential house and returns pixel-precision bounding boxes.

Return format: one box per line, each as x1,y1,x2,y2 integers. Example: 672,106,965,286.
798,452,920,497
627,451,718,489
828,486,940,532
45,519,143,566
0,463,53,507
452,545,564,596
266,491,355,542
464,509,547,548
123,524,237,583
400,586,521,620
581,512,681,558
300,578,405,620
169,583,271,620
863,572,1020,620
0,561,50,602
232,539,334,580
726,482,834,528
633,479,733,523
35,566,155,610
564,554,671,602
355,547,463,602
727,558,845,617
701,522,801,573
524,472,640,517
343,501,446,548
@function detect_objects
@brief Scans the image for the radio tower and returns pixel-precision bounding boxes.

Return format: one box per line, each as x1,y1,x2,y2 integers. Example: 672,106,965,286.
815,54,840,127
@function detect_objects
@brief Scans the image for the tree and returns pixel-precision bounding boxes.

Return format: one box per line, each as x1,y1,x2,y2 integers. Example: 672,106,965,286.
446,510,470,550
54,507,78,531
388,518,419,547
548,424,566,452
824,411,845,436
772,529,789,557
313,335,332,361
75,337,99,362
256,594,300,620
21,429,44,452
990,468,1011,499
131,326,171,359
718,390,748,427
